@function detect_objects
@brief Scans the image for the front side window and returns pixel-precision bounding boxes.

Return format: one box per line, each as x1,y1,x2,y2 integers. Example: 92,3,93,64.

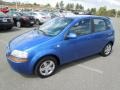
93,19,106,32
69,19,92,36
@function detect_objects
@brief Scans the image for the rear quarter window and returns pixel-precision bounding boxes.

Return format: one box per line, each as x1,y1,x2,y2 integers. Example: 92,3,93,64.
105,19,113,30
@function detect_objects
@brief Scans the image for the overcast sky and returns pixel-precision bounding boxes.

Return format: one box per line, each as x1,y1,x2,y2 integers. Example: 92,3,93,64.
4,0,120,9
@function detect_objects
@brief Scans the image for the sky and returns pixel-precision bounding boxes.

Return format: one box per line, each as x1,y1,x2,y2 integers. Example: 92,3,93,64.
4,0,120,9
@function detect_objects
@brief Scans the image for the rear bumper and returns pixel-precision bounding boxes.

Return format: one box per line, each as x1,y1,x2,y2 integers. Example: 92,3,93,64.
21,20,35,26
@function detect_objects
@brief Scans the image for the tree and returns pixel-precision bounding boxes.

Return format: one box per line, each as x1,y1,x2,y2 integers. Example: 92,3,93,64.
107,9,116,17
56,2,59,9
46,4,51,7
75,3,79,10
97,7,107,16
117,10,120,17
59,1,64,9
66,3,73,11
75,4,83,11
79,4,84,11
34,2,37,5
90,8,96,15
65,3,70,10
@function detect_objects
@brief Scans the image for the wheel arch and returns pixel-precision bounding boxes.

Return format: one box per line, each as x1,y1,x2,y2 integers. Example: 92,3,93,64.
32,54,60,74
107,41,114,46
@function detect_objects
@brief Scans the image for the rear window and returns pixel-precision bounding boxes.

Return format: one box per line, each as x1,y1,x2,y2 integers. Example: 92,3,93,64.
93,19,106,32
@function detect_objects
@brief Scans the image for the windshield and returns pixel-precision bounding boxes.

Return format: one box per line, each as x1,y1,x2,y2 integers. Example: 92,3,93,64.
38,17,73,36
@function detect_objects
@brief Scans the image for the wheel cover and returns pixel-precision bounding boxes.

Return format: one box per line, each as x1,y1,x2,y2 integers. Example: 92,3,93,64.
39,60,55,76
104,44,112,55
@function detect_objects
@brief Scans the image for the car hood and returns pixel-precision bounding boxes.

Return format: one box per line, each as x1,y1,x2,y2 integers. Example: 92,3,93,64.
9,30,52,51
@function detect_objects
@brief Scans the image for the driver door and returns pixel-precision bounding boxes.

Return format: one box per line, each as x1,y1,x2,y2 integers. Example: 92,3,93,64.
60,18,96,64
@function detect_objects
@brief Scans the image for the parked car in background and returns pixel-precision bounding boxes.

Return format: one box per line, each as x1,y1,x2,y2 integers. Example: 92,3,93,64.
0,12,13,30
0,5,9,13
49,12,59,19
7,11,35,28
6,15,114,78
19,12,36,26
30,11,51,25
50,11,76,18
62,11,76,17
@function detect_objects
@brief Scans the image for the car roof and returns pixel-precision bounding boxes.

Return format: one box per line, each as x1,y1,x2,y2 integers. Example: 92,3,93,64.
65,15,109,20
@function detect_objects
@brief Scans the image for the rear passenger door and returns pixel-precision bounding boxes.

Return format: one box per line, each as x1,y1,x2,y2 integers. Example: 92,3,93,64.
91,17,112,52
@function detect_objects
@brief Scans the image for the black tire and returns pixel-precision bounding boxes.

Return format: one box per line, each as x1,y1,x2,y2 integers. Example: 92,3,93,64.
35,56,58,78
100,43,113,57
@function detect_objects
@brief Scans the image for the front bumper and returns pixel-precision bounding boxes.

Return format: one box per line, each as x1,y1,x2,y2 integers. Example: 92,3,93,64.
6,56,33,75
0,22,13,29
22,20,35,26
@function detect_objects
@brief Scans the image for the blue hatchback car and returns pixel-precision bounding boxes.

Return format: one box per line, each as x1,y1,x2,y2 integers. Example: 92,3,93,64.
6,15,115,78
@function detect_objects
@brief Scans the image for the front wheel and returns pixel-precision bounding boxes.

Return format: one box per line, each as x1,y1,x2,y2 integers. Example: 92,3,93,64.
100,43,113,56
35,56,58,78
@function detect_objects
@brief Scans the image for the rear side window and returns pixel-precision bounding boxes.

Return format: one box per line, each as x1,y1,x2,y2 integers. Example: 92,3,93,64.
93,19,106,32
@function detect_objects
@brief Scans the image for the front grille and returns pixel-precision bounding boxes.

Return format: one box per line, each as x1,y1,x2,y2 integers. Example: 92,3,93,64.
0,18,12,23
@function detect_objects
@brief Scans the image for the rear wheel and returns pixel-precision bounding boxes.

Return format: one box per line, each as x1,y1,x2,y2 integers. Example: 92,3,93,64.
35,56,58,78
100,43,113,56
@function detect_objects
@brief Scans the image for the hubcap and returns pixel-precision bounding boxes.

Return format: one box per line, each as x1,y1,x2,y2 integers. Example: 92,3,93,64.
39,60,55,76
104,44,112,55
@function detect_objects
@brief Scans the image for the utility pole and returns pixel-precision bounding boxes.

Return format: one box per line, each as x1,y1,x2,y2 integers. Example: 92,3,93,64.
16,0,18,9
115,10,118,18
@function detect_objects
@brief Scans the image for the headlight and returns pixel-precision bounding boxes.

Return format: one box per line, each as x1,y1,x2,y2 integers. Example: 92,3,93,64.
11,50,28,58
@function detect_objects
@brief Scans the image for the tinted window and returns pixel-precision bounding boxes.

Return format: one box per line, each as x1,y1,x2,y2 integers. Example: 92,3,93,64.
69,19,91,36
93,19,106,32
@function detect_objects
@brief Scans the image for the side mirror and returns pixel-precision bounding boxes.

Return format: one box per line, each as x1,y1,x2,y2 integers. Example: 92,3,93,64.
66,33,77,39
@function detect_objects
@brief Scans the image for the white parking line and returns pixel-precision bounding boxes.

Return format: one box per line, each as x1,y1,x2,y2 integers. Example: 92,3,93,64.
0,40,6,44
78,64,103,74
